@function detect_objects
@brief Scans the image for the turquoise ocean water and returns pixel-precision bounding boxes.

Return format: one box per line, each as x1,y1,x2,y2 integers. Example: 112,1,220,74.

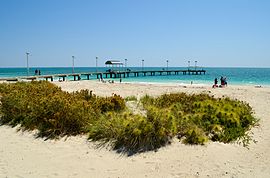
0,67,270,86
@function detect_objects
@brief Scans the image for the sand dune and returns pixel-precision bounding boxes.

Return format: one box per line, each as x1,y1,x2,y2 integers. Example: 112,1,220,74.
1,80,270,178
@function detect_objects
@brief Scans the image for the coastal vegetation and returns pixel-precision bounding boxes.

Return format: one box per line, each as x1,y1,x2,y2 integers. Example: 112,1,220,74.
0,81,125,138
0,81,258,153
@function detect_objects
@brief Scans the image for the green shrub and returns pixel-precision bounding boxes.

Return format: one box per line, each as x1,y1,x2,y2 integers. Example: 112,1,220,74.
89,109,177,153
140,93,257,146
190,98,257,143
74,90,126,113
0,83,98,137
140,94,154,108
0,81,98,138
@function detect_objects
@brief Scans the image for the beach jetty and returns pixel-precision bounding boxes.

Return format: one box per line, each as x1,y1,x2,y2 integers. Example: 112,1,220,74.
0,60,206,82
0,69,206,82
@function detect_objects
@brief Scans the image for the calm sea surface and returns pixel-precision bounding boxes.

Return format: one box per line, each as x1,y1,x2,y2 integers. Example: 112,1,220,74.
0,67,270,86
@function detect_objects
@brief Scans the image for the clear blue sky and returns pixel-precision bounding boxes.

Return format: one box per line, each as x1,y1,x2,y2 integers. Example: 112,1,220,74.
0,0,270,68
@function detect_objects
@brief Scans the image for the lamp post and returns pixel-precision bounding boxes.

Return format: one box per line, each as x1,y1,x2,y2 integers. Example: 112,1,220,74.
26,52,30,76
72,56,75,73
195,60,198,70
142,59,144,71
96,56,98,72
166,60,169,71
125,59,127,71
188,60,190,70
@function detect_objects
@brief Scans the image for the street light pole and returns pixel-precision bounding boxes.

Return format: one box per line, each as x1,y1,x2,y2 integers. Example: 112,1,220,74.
96,56,98,72
26,52,30,76
142,59,144,71
72,56,75,73
166,60,169,71
195,60,198,70
188,60,190,70
125,59,127,71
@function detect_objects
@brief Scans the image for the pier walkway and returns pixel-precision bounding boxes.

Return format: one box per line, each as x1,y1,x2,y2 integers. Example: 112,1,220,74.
0,69,206,82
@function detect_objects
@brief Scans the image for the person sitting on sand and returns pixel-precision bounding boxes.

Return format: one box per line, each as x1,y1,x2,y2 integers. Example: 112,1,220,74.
212,78,218,88
220,76,224,85
219,76,225,87
224,77,227,86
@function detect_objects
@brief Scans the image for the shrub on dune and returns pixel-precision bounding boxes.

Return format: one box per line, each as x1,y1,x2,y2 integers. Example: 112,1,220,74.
88,109,177,153
140,93,257,146
0,81,97,138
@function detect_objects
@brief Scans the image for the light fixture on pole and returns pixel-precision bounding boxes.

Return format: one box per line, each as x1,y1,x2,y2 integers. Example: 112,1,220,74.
26,52,30,76
72,56,75,73
96,56,98,72
195,60,198,70
142,59,144,71
166,60,169,71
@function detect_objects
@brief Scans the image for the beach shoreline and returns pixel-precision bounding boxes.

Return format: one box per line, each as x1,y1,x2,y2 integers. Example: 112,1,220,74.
1,80,270,177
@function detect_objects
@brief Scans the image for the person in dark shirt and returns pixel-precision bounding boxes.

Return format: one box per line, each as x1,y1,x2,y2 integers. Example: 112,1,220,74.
224,77,227,86
212,78,218,88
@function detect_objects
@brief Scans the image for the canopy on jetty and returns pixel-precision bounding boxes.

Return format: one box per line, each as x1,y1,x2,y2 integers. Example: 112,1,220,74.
105,60,124,72
105,60,123,65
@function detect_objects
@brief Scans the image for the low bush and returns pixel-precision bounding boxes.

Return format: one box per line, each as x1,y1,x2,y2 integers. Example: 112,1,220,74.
0,81,97,137
88,108,176,153
0,81,125,138
140,93,257,146
74,90,126,113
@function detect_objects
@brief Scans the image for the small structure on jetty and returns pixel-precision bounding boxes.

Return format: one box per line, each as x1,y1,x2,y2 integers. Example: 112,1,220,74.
105,60,124,72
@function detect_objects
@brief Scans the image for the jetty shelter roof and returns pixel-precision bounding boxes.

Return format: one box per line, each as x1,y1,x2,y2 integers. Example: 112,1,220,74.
105,60,123,65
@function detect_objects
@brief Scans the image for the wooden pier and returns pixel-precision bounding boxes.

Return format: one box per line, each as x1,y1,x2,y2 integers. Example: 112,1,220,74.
0,69,206,82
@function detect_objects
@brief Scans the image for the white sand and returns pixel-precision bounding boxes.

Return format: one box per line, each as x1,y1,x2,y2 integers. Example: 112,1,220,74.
1,80,270,178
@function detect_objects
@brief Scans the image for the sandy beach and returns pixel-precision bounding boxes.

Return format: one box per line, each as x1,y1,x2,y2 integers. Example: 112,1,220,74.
1,80,270,178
